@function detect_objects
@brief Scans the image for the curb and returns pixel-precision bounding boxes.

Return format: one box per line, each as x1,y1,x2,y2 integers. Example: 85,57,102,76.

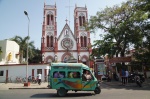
9,87,49,89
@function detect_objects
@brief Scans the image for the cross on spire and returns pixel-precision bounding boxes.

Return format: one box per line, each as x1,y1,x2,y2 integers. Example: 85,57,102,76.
65,18,68,23
65,0,73,26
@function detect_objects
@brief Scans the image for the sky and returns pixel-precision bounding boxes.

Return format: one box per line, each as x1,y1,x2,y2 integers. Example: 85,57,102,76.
0,0,127,49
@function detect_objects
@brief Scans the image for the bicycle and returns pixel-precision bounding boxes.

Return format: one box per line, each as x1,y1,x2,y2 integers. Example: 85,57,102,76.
5,77,12,83
15,77,22,83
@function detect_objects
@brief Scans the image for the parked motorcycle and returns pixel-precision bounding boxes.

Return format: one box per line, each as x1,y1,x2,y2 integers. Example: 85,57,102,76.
128,73,145,83
135,75,142,87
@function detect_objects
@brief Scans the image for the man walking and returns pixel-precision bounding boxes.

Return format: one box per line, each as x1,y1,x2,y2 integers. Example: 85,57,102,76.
38,72,42,85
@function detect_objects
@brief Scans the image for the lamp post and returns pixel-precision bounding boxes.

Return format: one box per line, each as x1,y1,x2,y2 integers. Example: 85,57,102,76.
24,11,30,83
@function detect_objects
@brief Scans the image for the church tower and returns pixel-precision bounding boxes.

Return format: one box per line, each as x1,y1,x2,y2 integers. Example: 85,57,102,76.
41,3,92,67
74,5,92,65
41,3,58,63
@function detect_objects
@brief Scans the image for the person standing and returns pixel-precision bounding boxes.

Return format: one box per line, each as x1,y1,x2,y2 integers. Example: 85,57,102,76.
38,72,42,85
125,70,129,84
121,69,126,85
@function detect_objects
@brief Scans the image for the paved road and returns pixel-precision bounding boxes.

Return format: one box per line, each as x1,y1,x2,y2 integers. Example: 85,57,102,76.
0,82,150,99
0,81,150,99
0,88,149,99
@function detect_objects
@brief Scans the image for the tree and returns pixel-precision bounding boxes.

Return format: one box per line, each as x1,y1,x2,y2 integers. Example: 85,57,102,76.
10,36,35,63
28,48,42,63
130,0,150,71
86,0,149,70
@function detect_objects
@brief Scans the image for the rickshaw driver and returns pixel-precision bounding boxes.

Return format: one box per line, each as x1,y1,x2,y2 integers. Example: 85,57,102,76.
84,70,92,81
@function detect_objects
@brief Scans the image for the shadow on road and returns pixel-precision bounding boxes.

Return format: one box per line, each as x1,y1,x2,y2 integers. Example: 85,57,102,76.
101,81,150,91
30,92,96,98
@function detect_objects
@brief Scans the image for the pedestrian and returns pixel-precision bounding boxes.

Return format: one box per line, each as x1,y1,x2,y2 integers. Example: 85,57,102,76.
121,69,126,85
125,69,129,84
38,72,42,85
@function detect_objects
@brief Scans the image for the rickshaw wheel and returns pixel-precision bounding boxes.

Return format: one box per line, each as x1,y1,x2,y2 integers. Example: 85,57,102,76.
94,87,101,94
57,88,67,97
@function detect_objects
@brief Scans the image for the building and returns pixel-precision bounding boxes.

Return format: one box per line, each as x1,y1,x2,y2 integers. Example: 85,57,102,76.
41,3,92,66
0,64,49,83
0,40,50,83
0,39,20,65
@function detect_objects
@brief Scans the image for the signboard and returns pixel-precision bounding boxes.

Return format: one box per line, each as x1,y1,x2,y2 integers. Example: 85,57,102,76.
109,57,131,63
97,63,106,75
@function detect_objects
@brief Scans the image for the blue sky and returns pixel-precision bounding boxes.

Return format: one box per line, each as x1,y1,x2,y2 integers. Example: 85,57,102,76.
0,0,127,49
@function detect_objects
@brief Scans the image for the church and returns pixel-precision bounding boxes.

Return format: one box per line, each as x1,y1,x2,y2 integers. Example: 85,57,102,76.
41,3,92,67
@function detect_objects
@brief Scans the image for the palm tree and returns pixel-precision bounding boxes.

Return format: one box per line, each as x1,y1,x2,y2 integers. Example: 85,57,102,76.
0,49,2,55
10,36,35,63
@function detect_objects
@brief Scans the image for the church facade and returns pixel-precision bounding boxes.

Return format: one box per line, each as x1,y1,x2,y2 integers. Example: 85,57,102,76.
41,3,92,67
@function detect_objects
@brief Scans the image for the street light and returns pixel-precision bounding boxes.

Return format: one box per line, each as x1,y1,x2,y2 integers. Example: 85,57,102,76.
24,11,30,83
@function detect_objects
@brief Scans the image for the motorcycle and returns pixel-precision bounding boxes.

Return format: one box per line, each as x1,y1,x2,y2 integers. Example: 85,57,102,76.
135,75,142,87
128,73,145,83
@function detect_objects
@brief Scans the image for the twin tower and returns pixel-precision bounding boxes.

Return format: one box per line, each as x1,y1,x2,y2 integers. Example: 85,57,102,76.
41,3,92,67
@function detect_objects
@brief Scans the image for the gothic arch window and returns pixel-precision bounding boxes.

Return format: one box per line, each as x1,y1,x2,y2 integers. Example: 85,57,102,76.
46,35,50,47
47,14,50,25
83,16,85,25
51,15,54,25
80,33,87,47
46,32,53,47
79,13,85,26
46,11,54,25
79,16,82,26
50,36,53,47
80,36,87,47
84,36,87,47
80,36,83,47
64,29,68,36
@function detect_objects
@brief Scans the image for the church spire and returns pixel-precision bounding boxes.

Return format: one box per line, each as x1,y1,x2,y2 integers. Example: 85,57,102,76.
44,0,46,7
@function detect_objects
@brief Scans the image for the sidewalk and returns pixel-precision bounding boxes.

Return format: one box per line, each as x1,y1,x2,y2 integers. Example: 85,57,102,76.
101,78,150,87
0,82,48,90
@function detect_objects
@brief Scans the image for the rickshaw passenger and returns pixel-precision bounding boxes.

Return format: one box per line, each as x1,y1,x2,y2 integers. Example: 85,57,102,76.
68,72,73,78
54,72,59,78
59,73,64,78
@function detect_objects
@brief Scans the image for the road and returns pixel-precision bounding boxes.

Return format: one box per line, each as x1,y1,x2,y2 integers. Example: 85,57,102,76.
0,83,150,99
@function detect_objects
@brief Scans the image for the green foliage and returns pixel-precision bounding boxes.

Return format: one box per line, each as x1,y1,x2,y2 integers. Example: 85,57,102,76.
10,36,42,64
0,49,2,55
28,48,42,63
87,0,150,69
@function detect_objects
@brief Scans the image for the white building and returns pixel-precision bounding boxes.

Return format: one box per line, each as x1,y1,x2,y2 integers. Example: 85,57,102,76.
0,64,50,83
0,39,51,83
0,39,20,65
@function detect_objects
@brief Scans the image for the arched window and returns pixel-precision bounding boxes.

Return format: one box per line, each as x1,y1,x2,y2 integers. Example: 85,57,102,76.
79,15,85,26
84,36,87,47
83,16,85,25
79,16,82,26
47,36,50,47
50,36,53,47
50,15,54,25
47,15,50,25
65,29,68,35
80,36,83,47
